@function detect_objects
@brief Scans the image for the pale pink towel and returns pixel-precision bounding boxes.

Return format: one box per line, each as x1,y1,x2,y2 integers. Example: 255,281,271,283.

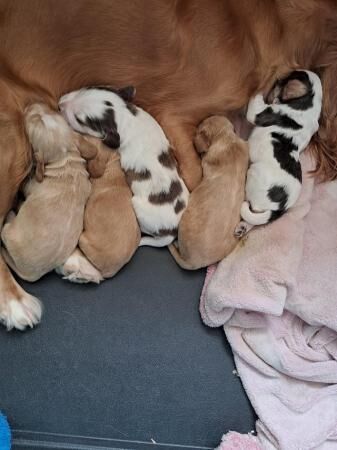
201,153,337,450
216,431,262,450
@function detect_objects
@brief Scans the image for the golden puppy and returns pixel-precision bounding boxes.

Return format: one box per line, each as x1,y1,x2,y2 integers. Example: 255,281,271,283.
1,103,96,282
58,142,141,282
169,116,249,270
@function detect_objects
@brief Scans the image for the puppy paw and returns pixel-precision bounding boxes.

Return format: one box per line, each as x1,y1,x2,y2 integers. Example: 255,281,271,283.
56,249,103,284
234,222,249,239
0,293,42,331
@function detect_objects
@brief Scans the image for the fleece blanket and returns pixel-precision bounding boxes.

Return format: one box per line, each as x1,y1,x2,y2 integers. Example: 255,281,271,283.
200,153,337,450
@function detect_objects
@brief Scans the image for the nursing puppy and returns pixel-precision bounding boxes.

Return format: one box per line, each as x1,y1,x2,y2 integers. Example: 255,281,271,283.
169,116,248,270
59,86,189,247
235,70,322,237
1,103,96,281
57,142,141,283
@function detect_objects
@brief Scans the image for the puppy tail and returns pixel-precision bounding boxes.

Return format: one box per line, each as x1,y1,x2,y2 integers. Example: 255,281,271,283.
240,201,271,226
139,235,174,247
168,243,198,270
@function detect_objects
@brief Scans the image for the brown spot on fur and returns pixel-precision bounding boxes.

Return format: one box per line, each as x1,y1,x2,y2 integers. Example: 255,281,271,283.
125,168,151,185
149,180,182,204
154,227,178,237
158,147,176,169
174,199,185,214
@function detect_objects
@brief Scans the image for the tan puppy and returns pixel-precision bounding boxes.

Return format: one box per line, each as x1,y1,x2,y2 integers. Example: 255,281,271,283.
169,116,249,270
58,142,141,283
1,103,96,282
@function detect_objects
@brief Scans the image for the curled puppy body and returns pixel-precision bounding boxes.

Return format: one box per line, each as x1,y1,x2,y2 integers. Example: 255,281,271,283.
235,70,322,237
59,86,189,247
1,103,96,282
169,116,248,270
58,142,141,283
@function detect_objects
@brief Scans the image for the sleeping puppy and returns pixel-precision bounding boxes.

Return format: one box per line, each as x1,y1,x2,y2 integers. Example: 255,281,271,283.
59,86,189,247
169,116,248,269
57,142,141,283
235,70,322,237
1,103,96,282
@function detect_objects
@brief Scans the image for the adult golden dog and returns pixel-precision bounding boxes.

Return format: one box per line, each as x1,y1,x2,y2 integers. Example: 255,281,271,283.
0,0,336,329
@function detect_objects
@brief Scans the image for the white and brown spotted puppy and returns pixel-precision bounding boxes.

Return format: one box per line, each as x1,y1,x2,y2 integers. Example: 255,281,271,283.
59,86,189,246
169,116,249,269
1,103,96,282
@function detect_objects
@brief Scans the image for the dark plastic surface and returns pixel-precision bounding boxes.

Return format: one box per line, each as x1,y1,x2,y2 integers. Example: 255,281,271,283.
0,247,255,449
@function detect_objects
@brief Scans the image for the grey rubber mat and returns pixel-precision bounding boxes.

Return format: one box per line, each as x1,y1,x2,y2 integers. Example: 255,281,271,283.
0,247,255,449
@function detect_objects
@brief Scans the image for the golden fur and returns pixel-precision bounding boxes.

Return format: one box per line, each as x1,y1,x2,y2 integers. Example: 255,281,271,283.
1,104,95,282
0,0,336,328
169,116,248,269
59,143,140,282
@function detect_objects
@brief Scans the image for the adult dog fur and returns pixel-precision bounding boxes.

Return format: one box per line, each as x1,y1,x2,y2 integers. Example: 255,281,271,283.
169,116,248,269
0,0,336,329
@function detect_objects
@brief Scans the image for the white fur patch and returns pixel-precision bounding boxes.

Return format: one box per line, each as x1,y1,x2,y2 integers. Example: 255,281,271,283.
56,251,103,284
0,295,42,331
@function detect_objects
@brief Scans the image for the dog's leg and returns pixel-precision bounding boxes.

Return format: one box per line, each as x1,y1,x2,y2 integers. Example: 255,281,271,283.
160,118,202,192
0,113,42,330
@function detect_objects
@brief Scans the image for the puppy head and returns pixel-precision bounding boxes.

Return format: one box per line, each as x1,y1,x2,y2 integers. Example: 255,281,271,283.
59,85,136,149
24,103,74,181
267,70,315,106
194,116,234,154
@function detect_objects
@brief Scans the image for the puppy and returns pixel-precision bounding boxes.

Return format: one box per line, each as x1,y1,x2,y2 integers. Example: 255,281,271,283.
235,70,322,237
57,141,141,283
59,86,189,247
1,103,96,282
168,116,249,269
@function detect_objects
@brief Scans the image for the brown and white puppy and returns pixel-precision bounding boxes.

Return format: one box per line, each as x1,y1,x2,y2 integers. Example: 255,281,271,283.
1,103,96,282
59,86,189,247
57,142,141,283
169,116,249,270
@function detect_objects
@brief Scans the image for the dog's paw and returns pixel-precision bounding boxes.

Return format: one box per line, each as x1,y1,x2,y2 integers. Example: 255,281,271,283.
56,250,103,284
234,222,249,239
0,293,42,331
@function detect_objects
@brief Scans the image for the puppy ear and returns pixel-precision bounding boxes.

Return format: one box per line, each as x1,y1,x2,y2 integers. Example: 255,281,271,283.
77,135,98,160
118,86,136,102
194,129,211,154
103,129,120,149
35,153,45,182
281,79,308,101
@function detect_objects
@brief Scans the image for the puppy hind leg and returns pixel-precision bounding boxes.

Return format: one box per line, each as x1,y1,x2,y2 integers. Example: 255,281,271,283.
234,221,254,238
56,248,103,284
139,235,174,247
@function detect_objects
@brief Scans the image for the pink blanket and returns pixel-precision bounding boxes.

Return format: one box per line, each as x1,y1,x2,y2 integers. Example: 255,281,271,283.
200,153,337,450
